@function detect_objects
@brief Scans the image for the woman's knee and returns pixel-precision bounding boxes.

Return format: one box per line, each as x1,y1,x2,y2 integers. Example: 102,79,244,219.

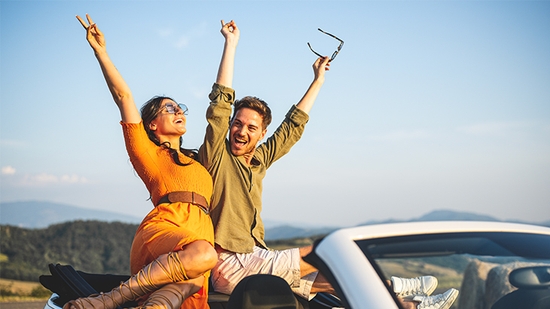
180,241,218,274
197,241,218,269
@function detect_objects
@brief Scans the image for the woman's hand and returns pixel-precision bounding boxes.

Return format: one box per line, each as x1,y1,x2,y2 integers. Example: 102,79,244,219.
76,14,106,54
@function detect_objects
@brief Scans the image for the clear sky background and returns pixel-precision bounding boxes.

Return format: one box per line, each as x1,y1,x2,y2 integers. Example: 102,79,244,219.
1,0,549,227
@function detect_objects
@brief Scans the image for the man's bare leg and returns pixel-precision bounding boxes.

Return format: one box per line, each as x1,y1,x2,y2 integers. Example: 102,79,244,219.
298,245,335,294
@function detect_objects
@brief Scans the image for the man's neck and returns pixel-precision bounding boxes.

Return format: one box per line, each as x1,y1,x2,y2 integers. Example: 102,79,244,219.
243,152,254,166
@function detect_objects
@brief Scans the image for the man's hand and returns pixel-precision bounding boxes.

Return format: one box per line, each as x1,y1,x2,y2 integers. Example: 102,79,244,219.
313,56,331,82
220,20,240,46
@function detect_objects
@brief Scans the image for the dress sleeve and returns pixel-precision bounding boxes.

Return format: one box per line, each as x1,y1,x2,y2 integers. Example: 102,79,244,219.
121,121,157,177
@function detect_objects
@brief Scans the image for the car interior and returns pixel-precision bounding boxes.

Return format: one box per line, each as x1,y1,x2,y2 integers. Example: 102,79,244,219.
354,232,550,309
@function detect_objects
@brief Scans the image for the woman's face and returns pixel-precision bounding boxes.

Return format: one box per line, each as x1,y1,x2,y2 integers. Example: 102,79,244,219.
148,99,187,139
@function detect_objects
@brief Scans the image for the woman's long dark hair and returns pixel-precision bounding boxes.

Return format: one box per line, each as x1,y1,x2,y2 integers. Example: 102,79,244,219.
140,96,197,166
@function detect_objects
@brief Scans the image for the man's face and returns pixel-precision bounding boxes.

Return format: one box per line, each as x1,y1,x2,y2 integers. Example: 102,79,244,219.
229,107,267,157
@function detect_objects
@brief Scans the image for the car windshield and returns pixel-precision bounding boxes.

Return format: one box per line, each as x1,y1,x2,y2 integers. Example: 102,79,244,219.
356,232,550,309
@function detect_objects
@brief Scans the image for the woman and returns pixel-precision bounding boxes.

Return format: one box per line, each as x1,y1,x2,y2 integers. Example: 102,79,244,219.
65,14,232,309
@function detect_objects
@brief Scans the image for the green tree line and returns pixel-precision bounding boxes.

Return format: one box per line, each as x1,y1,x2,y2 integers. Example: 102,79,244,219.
0,221,319,283
1,221,137,281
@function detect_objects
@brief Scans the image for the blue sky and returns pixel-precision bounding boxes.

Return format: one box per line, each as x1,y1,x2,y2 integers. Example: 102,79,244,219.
1,0,549,227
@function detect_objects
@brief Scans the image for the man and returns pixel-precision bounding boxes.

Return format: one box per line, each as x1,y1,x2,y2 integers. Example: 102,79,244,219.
199,20,458,309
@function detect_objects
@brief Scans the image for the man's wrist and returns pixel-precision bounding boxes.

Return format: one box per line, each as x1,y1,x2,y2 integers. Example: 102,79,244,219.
312,76,325,86
224,39,238,49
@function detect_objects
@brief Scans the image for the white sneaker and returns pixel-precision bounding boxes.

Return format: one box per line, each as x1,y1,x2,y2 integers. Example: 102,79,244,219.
391,276,438,298
413,288,459,309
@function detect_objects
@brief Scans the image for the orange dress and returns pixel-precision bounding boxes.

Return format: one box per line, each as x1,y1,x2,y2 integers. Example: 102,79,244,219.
121,122,214,309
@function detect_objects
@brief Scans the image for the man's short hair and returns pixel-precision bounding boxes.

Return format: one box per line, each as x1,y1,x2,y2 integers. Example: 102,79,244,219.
233,96,272,129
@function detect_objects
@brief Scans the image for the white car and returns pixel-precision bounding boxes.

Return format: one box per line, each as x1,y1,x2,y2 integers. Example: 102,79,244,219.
42,221,550,309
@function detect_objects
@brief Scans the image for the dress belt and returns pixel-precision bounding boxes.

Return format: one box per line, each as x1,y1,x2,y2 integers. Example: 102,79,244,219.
157,191,210,215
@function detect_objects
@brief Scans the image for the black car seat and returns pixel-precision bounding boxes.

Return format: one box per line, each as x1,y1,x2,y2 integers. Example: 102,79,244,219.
226,274,306,309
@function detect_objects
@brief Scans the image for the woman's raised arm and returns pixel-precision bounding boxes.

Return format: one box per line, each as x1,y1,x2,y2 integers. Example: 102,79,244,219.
76,14,140,123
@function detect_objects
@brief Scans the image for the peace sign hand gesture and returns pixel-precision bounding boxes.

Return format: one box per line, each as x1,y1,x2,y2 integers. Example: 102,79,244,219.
76,14,106,54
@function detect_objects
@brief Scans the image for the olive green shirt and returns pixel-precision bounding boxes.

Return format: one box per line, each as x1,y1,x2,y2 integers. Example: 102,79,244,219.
199,83,309,253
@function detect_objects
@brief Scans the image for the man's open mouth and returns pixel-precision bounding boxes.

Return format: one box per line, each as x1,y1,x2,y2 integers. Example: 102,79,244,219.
234,137,247,147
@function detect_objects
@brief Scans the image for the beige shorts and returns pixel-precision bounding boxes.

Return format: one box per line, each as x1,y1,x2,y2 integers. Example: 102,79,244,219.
211,246,318,299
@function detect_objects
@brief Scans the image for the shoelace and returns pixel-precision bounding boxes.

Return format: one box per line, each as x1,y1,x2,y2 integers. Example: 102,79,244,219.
139,284,184,308
67,292,120,309
417,293,448,309
401,277,424,296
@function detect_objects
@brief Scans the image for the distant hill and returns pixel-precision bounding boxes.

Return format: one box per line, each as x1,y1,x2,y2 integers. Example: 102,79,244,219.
1,201,548,240
264,225,335,241
415,209,500,222
359,209,550,226
0,201,142,228
265,209,550,240
358,209,500,226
